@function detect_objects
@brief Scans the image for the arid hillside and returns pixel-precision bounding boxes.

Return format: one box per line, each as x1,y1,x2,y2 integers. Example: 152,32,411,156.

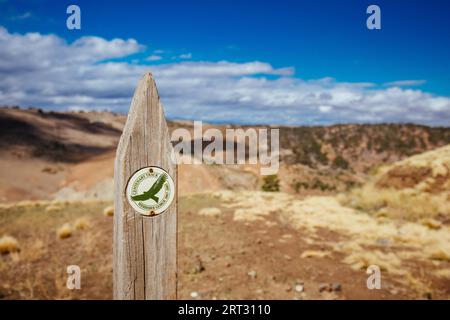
341,144,450,223
1,106,450,202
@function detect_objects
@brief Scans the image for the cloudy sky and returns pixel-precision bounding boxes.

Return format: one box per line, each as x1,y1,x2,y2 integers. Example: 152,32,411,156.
0,0,449,125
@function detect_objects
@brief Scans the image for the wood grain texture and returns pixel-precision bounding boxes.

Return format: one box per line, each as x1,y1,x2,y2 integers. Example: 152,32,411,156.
114,73,177,300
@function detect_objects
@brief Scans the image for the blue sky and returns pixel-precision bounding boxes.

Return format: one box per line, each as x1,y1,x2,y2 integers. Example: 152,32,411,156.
0,0,449,125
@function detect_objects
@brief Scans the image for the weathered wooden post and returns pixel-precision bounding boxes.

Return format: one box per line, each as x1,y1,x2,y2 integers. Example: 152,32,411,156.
114,73,177,299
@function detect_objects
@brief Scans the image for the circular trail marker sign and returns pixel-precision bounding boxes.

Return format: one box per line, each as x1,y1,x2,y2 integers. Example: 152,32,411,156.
126,166,175,216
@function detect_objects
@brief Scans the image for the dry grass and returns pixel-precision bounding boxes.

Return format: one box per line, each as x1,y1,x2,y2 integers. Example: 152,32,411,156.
103,206,114,217
44,200,68,213
428,246,450,262
300,250,330,259
24,239,46,261
433,269,450,279
213,190,291,222
233,208,269,222
342,247,403,272
420,218,443,230
0,235,20,254
339,185,450,221
340,144,450,222
198,207,222,217
57,223,73,239
74,217,90,230
322,145,450,289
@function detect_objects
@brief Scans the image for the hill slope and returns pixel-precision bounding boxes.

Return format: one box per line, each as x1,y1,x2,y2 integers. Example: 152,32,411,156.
1,106,450,201
341,144,450,224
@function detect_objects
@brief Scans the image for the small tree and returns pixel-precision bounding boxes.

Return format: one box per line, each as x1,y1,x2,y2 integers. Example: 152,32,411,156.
261,175,280,192
333,155,349,170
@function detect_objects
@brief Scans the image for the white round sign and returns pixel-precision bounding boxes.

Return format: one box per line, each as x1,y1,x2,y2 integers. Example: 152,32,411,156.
126,166,175,216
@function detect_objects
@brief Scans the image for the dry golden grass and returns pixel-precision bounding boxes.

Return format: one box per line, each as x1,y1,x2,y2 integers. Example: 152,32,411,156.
342,247,403,273
0,200,49,212
213,190,291,222
56,223,73,239
339,185,450,221
428,246,450,262
198,207,222,217
74,217,90,230
340,144,450,222
0,235,20,254
45,204,63,213
403,273,433,297
103,206,114,217
433,268,450,279
233,208,269,221
420,218,443,230
300,250,330,259
25,239,46,261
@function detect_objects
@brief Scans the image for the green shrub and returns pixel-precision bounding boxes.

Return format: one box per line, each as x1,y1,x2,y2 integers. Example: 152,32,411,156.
333,155,349,170
262,175,280,192
310,178,336,191
293,181,309,193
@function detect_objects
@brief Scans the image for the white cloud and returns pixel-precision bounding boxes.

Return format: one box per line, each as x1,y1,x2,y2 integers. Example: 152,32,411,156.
146,55,162,61
153,61,294,78
319,105,332,113
10,12,32,20
0,27,449,126
384,80,426,87
179,53,192,59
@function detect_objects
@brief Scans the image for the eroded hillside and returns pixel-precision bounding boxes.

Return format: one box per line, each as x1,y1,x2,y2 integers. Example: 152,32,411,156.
1,106,450,202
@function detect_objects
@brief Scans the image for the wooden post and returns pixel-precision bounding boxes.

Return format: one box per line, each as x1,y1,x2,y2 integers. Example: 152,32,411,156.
113,73,177,300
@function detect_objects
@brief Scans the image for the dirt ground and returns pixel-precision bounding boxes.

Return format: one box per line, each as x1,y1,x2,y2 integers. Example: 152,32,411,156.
1,193,448,300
